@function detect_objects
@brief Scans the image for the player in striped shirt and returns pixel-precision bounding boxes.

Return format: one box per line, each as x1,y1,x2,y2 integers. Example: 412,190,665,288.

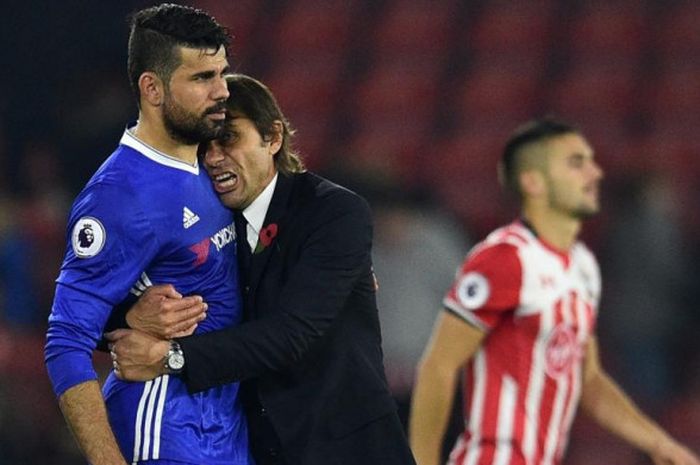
409,118,699,465
44,5,252,465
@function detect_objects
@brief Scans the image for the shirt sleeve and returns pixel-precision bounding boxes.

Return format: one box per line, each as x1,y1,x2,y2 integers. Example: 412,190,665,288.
45,181,158,397
442,242,522,331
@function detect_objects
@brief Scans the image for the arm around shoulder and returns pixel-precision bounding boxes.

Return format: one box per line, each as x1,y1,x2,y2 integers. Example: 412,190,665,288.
180,187,376,392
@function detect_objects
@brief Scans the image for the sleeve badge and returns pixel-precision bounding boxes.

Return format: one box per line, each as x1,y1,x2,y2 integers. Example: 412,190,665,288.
456,272,490,310
71,217,106,258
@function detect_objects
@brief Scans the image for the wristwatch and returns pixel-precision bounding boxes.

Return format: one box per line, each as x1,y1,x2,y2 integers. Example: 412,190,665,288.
163,340,185,374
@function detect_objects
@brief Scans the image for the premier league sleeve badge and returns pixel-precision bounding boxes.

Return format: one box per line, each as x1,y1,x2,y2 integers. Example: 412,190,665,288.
71,217,106,258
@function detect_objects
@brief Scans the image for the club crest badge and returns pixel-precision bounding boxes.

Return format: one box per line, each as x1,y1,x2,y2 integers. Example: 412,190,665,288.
71,217,106,258
544,324,581,379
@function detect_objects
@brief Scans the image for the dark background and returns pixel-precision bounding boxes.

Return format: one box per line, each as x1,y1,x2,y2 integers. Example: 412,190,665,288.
0,1,698,463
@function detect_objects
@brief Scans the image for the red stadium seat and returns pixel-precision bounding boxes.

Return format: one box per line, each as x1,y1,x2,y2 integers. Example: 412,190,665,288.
271,0,361,55
373,0,457,58
352,59,441,121
546,62,639,123
655,2,700,67
467,2,555,57
193,0,263,65
566,3,649,61
425,130,511,236
263,56,345,170
283,112,330,171
450,66,543,129
264,55,344,117
345,115,432,181
646,68,700,121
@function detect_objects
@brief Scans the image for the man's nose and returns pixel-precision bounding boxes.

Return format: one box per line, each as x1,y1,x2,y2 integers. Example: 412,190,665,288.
204,145,224,166
212,75,229,101
591,161,604,180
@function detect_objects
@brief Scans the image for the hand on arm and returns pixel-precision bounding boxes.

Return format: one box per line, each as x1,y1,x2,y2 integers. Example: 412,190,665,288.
104,284,205,382
409,310,486,465
580,337,700,465
125,284,207,339
105,329,170,381
59,381,128,465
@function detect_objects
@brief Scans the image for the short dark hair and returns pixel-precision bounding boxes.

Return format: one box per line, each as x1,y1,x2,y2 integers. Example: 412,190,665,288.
127,3,230,104
222,74,305,175
500,117,579,197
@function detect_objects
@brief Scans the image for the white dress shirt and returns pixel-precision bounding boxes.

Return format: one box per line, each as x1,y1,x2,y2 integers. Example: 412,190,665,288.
240,173,278,251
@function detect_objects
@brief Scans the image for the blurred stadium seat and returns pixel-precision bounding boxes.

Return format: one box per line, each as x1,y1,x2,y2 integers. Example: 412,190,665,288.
468,2,555,57
272,0,361,55
655,1,700,68
372,0,457,61
565,2,649,61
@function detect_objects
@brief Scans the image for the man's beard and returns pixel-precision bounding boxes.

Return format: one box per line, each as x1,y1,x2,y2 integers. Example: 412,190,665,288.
162,93,226,145
548,192,599,220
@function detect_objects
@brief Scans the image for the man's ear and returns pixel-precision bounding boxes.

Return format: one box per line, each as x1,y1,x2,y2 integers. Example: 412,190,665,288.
266,120,284,156
138,72,165,107
519,169,547,198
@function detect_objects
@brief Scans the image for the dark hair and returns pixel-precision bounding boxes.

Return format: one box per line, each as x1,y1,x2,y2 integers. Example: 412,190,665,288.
127,3,230,104
223,74,305,175
501,117,579,197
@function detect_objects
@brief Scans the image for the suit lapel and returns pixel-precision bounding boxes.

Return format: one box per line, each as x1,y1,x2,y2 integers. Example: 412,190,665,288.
248,173,296,292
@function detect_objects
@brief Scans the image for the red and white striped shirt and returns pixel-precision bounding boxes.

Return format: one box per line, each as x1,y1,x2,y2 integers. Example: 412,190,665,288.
443,220,600,465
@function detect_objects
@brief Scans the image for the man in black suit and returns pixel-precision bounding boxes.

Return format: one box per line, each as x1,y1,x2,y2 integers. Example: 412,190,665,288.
107,74,416,465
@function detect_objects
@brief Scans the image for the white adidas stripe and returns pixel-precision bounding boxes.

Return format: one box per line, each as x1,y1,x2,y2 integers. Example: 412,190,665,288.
132,375,169,463
152,375,169,459
132,380,153,465
141,376,162,460
130,272,153,297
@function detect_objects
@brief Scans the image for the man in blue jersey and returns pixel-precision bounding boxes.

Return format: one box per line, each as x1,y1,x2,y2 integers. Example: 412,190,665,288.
44,4,252,465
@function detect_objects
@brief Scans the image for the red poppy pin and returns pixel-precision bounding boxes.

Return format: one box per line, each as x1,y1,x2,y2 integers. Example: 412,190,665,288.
255,223,278,253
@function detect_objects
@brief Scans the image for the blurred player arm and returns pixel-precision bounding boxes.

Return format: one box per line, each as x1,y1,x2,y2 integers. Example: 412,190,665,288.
58,380,128,465
580,336,700,465
409,310,486,465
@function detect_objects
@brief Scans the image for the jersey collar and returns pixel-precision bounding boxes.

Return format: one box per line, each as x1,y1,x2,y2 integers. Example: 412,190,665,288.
518,217,571,268
120,126,200,175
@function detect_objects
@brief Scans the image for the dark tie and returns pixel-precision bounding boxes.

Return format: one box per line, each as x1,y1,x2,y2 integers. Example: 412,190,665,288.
234,211,251,283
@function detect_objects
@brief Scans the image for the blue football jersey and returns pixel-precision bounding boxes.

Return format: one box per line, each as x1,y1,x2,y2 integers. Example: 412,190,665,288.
45,130,251,464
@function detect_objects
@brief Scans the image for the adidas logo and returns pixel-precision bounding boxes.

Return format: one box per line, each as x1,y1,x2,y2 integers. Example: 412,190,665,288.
183,207,200,229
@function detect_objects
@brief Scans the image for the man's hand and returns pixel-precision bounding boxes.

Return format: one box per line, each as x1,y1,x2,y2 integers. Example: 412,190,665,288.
126,284,207,339
650,437,700,465
105,329,170,381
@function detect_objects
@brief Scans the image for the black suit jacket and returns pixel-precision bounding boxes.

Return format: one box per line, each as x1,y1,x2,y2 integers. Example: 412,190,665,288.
179,172,416,465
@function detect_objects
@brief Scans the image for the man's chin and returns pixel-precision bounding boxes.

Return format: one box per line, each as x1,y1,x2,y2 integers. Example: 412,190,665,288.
218,191,241,210
574,206,600,220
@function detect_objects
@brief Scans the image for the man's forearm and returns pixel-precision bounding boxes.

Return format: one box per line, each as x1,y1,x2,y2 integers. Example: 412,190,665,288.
59,380,127,465
580,371,668,453
409,359,460,465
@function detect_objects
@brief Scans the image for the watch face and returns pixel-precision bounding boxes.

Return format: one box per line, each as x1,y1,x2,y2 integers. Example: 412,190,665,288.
168,352,185,371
